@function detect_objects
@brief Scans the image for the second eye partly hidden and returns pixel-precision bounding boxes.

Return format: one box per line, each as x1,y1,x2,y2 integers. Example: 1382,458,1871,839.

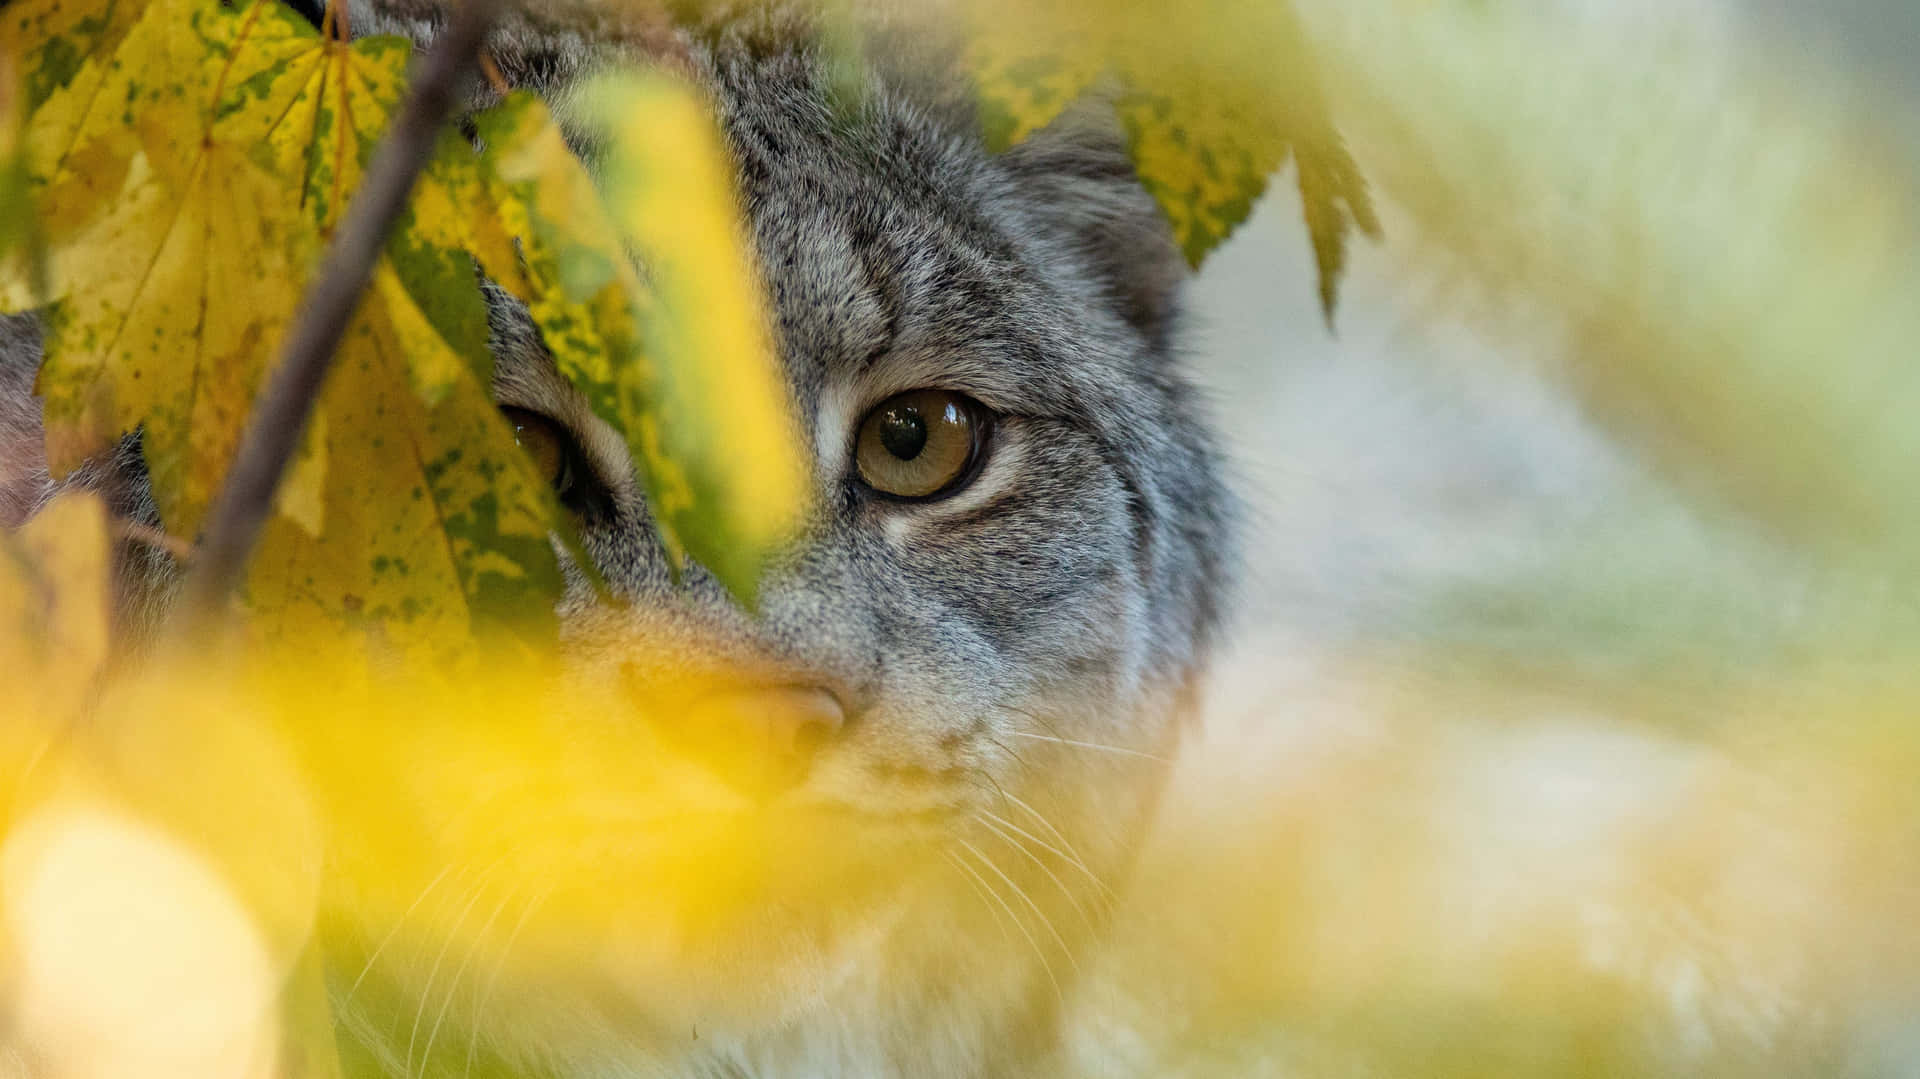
502,405,611,519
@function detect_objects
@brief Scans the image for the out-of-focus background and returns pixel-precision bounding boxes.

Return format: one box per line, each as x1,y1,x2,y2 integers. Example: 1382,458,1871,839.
1195,0,1919,657
1083,1,1920,1073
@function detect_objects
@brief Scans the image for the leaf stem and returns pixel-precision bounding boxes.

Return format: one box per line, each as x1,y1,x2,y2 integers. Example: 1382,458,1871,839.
177,0,504,630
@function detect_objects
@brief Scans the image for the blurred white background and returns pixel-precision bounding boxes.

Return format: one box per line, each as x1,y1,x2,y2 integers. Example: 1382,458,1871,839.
1088,8,1920,1072
1188,0,1917,657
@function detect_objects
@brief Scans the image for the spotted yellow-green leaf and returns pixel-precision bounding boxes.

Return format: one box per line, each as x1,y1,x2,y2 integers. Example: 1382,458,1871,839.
480,82,810,606
570,73,808,606
1118,2,1379,306
251,28,498,364
1117,83,1281,269
413,122,532,303
3,0,137,108
26,134,313,532
960,0,1378,318
472,92,649,497
0,0,326,522
244,265,563,663
192,16,565,652
473,93,640,398
3,0,314,259
963,6,1105,152
413,96,635,609
0,45,39,287
2,0,144,233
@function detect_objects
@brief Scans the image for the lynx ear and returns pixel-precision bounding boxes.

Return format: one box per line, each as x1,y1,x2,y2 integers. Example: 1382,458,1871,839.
997,103,1187,351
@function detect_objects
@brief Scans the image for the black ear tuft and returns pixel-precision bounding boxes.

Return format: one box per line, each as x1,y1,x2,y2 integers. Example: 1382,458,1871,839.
997,103,1187,352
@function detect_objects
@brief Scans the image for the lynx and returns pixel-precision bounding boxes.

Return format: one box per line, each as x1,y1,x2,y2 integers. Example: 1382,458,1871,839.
0,2,1232,1075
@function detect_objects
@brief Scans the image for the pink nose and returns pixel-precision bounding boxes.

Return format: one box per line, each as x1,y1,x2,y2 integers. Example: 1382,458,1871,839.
667,685,846,796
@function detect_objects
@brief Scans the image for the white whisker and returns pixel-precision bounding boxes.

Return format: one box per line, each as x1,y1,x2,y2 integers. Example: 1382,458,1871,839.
418,884,518,1078
955,836,1079,977
974,813,1097,936
943,850,1017,952
981,733,1033,770
343,862,457,1005
1003,730,1170,763
950,844,1063,1005
406,860,509,1078
464,887,550,1079
976,809,1115,908
997,792,1121,905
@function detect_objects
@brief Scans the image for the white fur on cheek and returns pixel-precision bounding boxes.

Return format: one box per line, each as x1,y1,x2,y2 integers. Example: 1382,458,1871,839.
812,381,859,483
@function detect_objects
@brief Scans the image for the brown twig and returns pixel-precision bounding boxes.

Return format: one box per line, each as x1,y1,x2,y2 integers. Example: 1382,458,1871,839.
176,0,505,629
478,49,512,97
320,0,347,43
115,518,195,562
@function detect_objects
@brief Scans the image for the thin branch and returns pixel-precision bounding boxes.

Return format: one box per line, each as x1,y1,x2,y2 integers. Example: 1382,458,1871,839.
177,0,505,628
115,518,194,562
479,50,512,97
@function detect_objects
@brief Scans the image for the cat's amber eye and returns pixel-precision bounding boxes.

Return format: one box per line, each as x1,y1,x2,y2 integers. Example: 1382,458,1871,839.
854,389,988,500
501,406,576,498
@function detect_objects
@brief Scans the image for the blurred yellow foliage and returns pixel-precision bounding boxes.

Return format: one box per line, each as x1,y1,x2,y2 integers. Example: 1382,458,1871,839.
1304,0,1920,563
576,72,809,603
0,493,108,829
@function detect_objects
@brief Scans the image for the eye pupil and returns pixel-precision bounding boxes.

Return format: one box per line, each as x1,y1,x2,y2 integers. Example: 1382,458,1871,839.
878,408,928,461
854,389,988,500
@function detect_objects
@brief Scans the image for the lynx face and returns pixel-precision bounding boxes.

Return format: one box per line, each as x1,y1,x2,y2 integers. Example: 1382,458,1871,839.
385,14,1232,1070
1,5,1232,1074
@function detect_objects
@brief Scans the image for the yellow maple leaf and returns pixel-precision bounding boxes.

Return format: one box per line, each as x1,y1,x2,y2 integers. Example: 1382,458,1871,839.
219,35,566,657
2,0,146,254
245,265,564,665
0,45,38,283
1,0,566,656
2,0,325,525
